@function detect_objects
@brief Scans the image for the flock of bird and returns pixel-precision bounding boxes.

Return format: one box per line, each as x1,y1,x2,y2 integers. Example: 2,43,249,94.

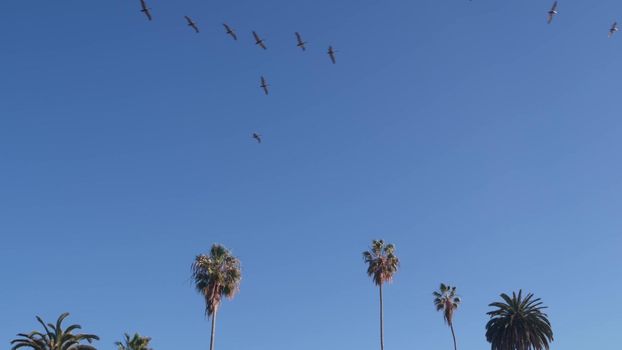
546,1,618,36
137,0,338,144
136,0,619,144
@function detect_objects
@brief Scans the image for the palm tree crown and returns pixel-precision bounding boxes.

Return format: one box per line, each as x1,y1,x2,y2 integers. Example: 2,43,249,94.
192,244,242,317
11,313,99,350
363,240,399,285
115,333,152,350
433,283,461,326
485,290,553,350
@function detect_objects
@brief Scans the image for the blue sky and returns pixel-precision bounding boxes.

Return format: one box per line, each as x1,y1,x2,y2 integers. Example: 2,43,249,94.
1,0,621,349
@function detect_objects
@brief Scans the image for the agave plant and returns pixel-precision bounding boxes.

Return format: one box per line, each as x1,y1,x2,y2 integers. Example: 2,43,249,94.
192,244,242,350
115,333,152,350
11,313,99,350
363,240,399,350
433,283,461,350
485,290,553,350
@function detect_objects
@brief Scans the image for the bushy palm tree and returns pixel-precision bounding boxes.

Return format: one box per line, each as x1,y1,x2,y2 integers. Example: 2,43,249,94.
115,333,152,350
433,283,461,350
363,240,399,350
11,313,99,350
192,244,242,350
485,290,553,350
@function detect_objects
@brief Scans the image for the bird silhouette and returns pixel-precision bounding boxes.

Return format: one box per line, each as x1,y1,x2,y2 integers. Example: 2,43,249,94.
223,23,238,40
328,46,337,64
140,0,152,21
253,31,267,50
547,1,558,24
252,133,262,143
609,21,619,37
184,16,199,33
260,76,269,95
295,32,307,51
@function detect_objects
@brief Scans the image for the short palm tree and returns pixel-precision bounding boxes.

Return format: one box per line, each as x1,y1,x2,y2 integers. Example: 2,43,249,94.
11,313,99,350
485,290,553,350
115,333,152,350
192,244,242,350
363,240,399,350
433,283,461,350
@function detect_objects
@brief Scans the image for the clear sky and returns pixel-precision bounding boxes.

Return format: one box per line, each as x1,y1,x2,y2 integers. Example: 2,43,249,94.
1,0,621,349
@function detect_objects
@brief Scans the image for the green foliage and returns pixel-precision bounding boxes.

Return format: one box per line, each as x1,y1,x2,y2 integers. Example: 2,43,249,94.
485,291,553,350
115,333,152,350
433,283,461,326
362,240,399,286
10,313,99,350
192,244,242,317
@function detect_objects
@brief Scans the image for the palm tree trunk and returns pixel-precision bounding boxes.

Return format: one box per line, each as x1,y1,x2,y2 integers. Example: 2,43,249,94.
450,323,457,350
379,283,384,350
209,310,217,350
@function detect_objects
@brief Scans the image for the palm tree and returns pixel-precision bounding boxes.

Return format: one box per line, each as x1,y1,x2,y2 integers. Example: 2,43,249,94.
363,240,399,350
11,313,99,350
192,244,242,350
115,333,152,350
433,283,461,350
485,290,554,350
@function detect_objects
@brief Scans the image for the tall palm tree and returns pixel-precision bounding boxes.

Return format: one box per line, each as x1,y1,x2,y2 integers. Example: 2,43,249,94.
192,244,242,350
11,313,99,350
115,333,152,350
485,290,553,350
433,283,461,350
363,240,399,350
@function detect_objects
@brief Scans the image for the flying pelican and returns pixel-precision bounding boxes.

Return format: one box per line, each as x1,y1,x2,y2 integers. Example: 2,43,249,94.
609,21,619,38
252,133,262,144
223,23,238,40
184,16,199,33
260,76,269,95
328,46,337,64
547,1,558,24
295,32,307,51
253,31,267,50
140,0,152,21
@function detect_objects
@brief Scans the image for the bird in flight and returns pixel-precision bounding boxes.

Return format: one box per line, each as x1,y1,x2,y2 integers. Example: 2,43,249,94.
260,76,269,95
547,1,558,24
328,46,337,64
184,16,199,33
223,23,238,40
295,32,307,51
140,0,152,21
252,133,262,144
609,21,619,38
253,31,267,50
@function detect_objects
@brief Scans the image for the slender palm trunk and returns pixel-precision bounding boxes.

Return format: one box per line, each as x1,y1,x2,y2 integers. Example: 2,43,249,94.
450,323,457,350
209,310,217,350
379,283,384,350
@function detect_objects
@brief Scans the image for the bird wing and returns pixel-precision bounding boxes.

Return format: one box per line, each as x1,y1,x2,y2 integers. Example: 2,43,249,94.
295,32,302,43
253,31,260,41
140,0,148,9
223,23,231,31
551,1,558,11
185,16,192,24
328,48,336,63
144,8,152,21
260,42,267,49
